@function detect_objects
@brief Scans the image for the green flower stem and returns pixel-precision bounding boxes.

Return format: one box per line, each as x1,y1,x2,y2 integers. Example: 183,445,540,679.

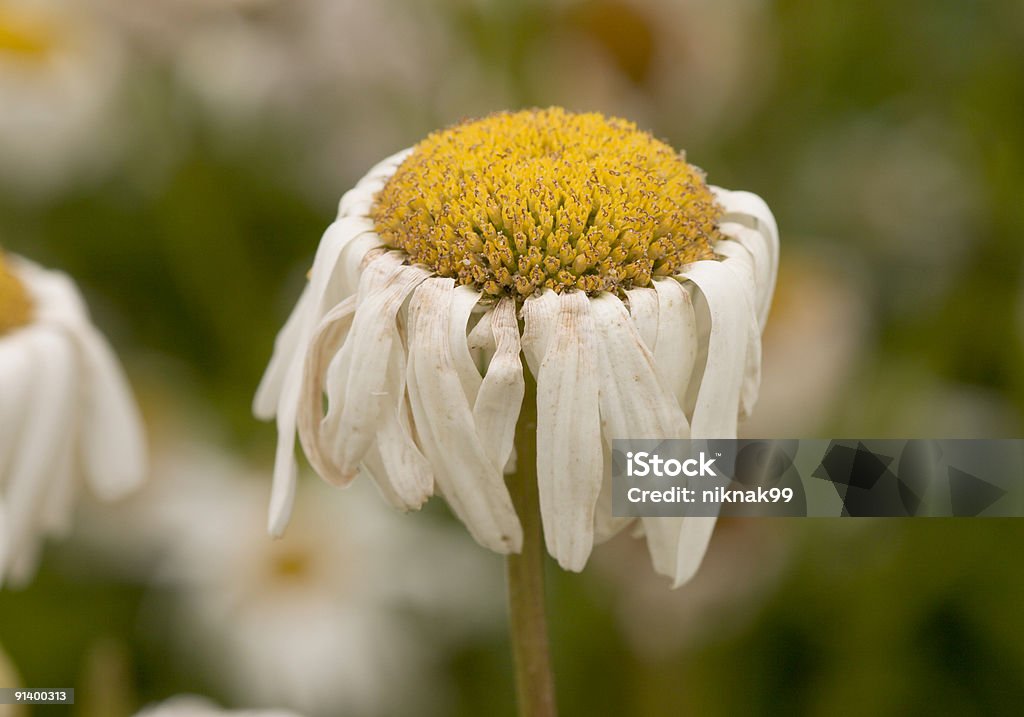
506,368,558,717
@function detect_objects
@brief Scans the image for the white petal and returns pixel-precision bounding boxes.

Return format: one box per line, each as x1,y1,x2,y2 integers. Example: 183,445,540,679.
72,324,147,500
327,255,429,477
640,516,716,587
651,278,698,416
714,188,779,325
679,260,753,438
450,286,483,404
473,297,525,474
370,320,434,510
624,287,659,351
253,283,313,420
268,359,301,537
535,292,602,571
520,289,559,375
0,338,35,477
720,221,774,329
593,442,633,544
1,328,77,584
591,293,688,440
406,279,521,553
466,307,496,352
296,297,357,487
715,240,763,418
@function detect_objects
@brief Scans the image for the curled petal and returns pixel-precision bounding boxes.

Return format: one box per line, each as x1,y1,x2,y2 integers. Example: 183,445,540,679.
473,297,525,474
715,240,764,418
296,297,357,487
406,279,521,554
520,289,559,375
535,292,602,571
450,286,484,404
680,260,754,437
651,278,698,417
713,188,779,326
327,255,429,478
591,292,688,440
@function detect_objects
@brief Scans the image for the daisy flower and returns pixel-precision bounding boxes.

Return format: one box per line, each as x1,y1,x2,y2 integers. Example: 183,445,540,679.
0,0,125,195
257,107,778,586
0,251,146,586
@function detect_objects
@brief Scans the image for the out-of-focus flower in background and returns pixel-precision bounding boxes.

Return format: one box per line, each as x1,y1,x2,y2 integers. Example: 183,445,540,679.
79,431,503,717
0,252,146,587
133,695,303,717
0,0,126,196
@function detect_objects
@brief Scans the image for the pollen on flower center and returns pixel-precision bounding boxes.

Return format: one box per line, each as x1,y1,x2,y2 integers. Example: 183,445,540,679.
371,107,722,299
0,252,33,335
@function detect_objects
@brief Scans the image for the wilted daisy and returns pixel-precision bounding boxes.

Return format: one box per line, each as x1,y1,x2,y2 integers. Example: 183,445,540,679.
256,108,778,587
0,251,146,586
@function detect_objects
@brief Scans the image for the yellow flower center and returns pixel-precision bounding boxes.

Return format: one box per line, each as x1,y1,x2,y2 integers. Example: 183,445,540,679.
0,252,33,335
372,107,720,299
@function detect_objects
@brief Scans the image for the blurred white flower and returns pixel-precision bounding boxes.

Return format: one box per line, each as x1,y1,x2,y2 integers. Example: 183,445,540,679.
0,251,146,587
0,0,125,195
256,109,779,586
134,695,302,717
81,435,503,717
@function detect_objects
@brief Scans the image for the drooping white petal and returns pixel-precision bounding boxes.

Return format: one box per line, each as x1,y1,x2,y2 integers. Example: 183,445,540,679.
713,188,779,326
593,443,633,544
0,338,34,478
533,292,602,571
296,297,357,487
679,260,754,438
715,239,764,419
71,323,147,500
449,286,484,404
327,255,429,478
651,278,698,416
268,359,301,537
720,221,774,328
369,322,433,510
520,289,559,375
406,278,521,554
254,216,378,419
591,293,689,441
0,328,77,585
253,283,313,420
624,287,659,351
473,297,525,474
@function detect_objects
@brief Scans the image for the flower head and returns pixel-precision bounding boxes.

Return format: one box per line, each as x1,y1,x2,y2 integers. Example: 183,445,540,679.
0,251,146,586
256,108,778,586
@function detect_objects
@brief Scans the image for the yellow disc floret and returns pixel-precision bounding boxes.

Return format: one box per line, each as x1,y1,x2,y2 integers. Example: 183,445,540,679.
372,107,721,299
0,251,33,335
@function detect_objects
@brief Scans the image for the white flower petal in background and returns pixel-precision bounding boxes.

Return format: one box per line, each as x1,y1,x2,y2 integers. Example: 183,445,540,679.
77,429,504,717
0,252,146,588
0,0,126,196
